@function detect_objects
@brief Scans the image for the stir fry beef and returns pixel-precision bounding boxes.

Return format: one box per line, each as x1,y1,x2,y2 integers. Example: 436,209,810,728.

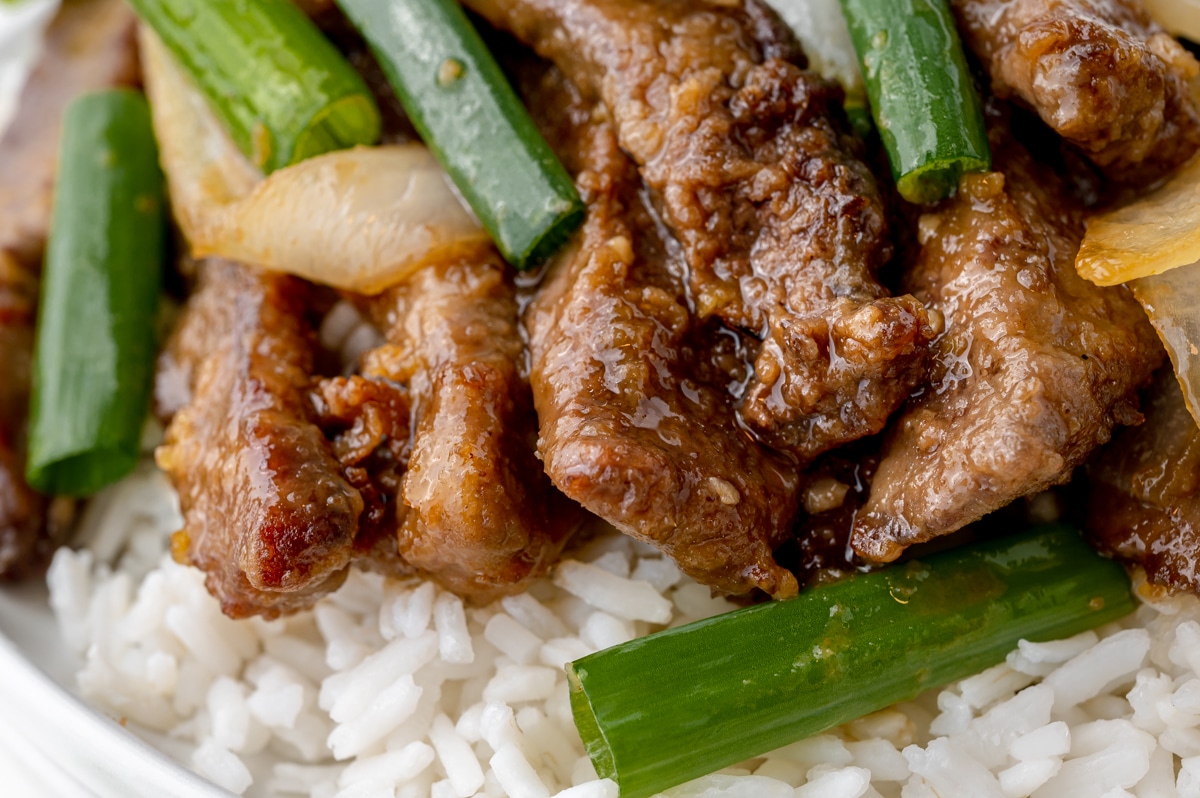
520,65,802,599
465,0,936,461
360,257,578,601
851,127,1163,563
0,0,137,578
309,374,413,572
951,0,1200,184
1088,371,1200,592
157,260,371,619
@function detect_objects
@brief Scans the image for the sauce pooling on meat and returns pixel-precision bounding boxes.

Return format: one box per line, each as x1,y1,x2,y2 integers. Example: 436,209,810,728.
852,113,1163,563
466,0,938,462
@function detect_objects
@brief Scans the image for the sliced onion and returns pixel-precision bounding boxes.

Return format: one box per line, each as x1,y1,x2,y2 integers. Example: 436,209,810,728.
192,147,491,294
766,0,864,103
1130,263,1200,428
1076,152,1200,286
1145,0,1200,44
138,27,490,295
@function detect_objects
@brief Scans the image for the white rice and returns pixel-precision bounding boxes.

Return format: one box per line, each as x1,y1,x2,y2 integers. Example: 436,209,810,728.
45,463,1200,797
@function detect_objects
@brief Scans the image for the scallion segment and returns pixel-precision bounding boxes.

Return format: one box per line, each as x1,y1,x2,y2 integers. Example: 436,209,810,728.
568,525,1133,798
335,0,585,270
126,0,380,174
27,90,166,497
837,0,990,203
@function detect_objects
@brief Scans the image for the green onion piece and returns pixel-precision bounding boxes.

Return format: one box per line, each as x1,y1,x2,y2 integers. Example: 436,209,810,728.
126,0,380,174
26,90,166,497
837,0,990,203
568,525,1133,798
334,0,585,270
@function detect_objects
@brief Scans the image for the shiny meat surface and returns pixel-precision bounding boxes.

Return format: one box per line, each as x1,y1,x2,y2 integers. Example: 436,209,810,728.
362,257,578,601
522,66,802,598
0,0,137,577
465,0,936,460
310,375,413,575
851,125,1163,563
1088,370,1200,591
157,261,367,619
951,0,1200,184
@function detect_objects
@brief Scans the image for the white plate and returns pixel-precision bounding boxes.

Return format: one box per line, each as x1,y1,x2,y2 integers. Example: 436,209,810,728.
0,580,230,797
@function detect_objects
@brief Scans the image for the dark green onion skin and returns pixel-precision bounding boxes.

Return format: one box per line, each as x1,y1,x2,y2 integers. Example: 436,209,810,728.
568,525,1133,798
335,0,584,269
127,0,380,174
838,0,990,203
27,90,166,497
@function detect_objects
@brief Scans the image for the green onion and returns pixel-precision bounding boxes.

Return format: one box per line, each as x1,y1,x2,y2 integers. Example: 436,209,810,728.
568,525,1133,798
335,0,585,270
837,0,990,203
26,90,166,497
126,0,380,174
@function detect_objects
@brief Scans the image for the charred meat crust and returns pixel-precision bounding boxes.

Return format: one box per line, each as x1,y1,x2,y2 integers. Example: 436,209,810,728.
851,124,1163,563
362,257,579,602
951,0,1200,184
463,0,936,461
521,65,802,599
157,261,366,620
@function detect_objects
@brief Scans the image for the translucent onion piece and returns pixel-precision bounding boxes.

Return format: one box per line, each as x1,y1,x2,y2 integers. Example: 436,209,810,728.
1144,0,1200,43
767,0,864,103
1076,153,1200,286
139,26,490,295
193,147,492,294
139,27,261,242
1131,263,1200,428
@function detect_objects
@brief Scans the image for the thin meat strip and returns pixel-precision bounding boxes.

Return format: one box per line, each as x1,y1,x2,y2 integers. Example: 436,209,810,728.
951,0,1200,183
1087,370,1200,593
157,261,380,619
522,65,802,598
851,125,1162,563
465,0,936,460
0,0,137,577
361,256,579,602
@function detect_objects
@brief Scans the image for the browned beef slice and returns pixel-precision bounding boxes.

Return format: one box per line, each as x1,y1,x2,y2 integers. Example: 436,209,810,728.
851,128,1163,563
0,0,137,578
519,65,802,599
310,375,413,577
361,257,579,602
951,0,1200,184
1088,370,1200,593
464,0,936,460
157,261,365,619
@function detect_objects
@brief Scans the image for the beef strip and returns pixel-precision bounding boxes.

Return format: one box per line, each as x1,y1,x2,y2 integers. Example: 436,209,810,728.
951,0,1200,184
519,64,802,598
464,0,937,460
0,0,137,577
157,260,374,619
1088,370,1200,593
851,123,1163,563
360,256,578,601
309,374,413,575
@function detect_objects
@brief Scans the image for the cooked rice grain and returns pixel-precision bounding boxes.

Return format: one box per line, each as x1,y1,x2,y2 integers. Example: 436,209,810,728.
44,464,1200,797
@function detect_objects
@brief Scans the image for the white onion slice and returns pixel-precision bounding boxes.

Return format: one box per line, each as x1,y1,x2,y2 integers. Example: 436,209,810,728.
1131,263,1200,428
766,0,864,103
1145,0,1200,44
139,27,490,295
1076,153,1200,287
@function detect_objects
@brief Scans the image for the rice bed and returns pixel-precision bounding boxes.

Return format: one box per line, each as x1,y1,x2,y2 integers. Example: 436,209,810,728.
44,463,1200,797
